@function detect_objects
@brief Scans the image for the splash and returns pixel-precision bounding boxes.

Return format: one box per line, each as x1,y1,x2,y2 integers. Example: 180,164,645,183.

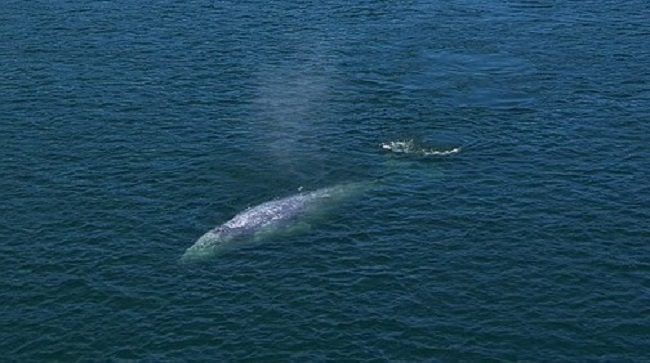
381,140,461,156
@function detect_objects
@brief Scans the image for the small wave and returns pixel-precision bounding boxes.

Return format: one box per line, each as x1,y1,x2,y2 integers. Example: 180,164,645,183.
381,140,461,156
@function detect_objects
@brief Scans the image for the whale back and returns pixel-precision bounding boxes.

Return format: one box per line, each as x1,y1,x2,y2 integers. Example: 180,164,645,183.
180,182,370,262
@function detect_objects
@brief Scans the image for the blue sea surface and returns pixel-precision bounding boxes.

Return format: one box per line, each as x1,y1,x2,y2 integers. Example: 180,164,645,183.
1,0,649,361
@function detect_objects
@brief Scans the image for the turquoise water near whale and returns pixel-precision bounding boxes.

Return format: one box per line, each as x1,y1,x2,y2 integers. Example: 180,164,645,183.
1,0,649,361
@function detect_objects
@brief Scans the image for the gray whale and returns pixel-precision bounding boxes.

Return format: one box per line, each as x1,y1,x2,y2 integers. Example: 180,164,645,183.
181,182,369,262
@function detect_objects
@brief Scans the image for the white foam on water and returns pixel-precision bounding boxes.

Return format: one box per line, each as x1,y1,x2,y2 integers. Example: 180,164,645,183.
381,140,461,156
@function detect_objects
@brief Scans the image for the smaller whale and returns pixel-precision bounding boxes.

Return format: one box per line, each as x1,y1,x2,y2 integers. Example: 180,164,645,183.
181,182,370,262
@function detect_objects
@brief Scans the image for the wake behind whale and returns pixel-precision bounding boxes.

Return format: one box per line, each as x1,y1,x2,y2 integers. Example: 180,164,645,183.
180,181,370,262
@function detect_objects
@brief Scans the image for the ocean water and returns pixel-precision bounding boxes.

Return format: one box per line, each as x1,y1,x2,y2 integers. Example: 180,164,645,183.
1,0,649,361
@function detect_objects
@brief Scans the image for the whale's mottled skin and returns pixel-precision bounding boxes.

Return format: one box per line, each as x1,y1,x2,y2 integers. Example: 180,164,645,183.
180,182,369,262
